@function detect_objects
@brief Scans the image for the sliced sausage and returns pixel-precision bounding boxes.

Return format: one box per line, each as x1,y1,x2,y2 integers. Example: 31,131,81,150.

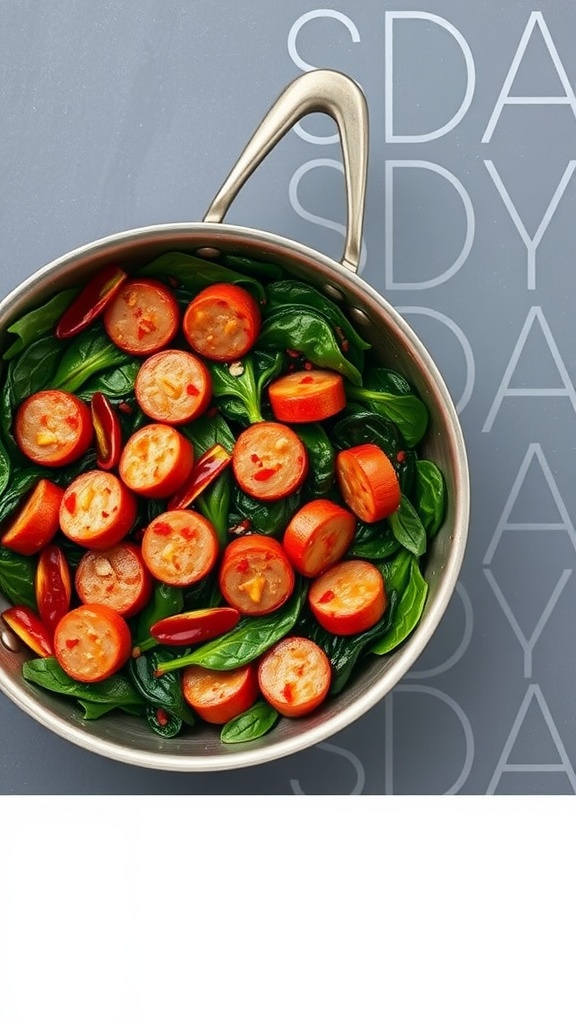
75,542,152,617
15,390,93,467
59,470,137,550
135,349,212,424
53,603,132,682
141,510,219,586
219,534,295,616
119,424,194,499
232,422,308,501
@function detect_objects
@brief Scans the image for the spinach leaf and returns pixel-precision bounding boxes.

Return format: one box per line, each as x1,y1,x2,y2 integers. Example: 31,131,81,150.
349,520,400,560
145,706,183,738
415,459,446,539
0,467,43,526
371,558,429,655
263,279,371,371
76,360,140,401
258,309,362,385
2,288,79,361
389,495,427,557
231,485,300,537
129,651,196,725
157,582,307,673
182,411,235,456
0,436,10,499
220,701,279,743
305,592,399,695
346,367,429,446
47,324,132,393
223,254,285,282
293,424,335,498
139,251,266,303
77,700,145,721
9,335,63,405
379,548,413,594
0,548,36,607
22,658,144,709
209,351,283,425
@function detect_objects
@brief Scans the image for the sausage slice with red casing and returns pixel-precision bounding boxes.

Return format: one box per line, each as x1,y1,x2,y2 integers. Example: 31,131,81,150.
15,390,93,467
53,603,132,683
75,542,153,617
135,349,212,424
232,422,308,501
219,534,295,616
141,510,219,587
258,637,332,717
119,424,194,499
59,470,137,550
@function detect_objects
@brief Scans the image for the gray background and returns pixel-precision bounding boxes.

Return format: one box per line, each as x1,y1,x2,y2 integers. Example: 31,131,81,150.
1,0,575,794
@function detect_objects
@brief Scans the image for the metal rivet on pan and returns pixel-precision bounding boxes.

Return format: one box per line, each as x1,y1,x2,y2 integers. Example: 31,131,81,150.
323,284,345,303
1,629,21,653
194,247,222,260
349,307,372,328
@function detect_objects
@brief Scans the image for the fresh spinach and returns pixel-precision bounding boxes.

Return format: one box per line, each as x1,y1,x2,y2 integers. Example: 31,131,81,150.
9,335,63,405
231,485,300,537
0,437,11,499
415,459,446,539
263,279,370,371
145,706,183,738
258,309,362,385
293,424,335,498
379,548,414,595
208,350,283,425
76,360,140,401
129,651,196,726
349,520,400,560
389,495,427,557
371,558,429,655
223,254,285,283
78,700,145,721
133,582,185,650
220,701,279,743
139,251,266,303
157,582,307,674
0,467,43,526
22,658,144,710
47,324,132,393
346,366,429,446
2,288,79,361
0,548,36,607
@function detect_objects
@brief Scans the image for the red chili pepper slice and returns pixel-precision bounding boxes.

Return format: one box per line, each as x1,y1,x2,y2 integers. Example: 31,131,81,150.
167,444,232,511
35,544,72,634
56,266,128,339
91,392,122,471
150,607,240,646
1,606,54,657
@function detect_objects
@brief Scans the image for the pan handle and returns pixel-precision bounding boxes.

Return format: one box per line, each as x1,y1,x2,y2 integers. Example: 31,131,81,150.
203,69,368,274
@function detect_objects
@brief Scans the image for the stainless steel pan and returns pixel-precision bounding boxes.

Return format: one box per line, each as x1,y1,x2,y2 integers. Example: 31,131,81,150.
0,70,469,771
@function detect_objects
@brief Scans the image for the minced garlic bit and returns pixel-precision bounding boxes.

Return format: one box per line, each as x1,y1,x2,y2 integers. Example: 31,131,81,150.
228,361,244,377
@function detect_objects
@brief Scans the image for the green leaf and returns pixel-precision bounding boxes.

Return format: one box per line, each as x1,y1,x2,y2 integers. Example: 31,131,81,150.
157,582,307,673
349,520,400,561
220,701,279,743
371,559,429,655
133,582,185,649
145,706,183,738
0,436,11,499
48,324,132,393
22,658,144,708
9,335,63,405
76,360,140,401
224,254,285,282
258,309,362,385
415,459,446,539
230,485,300,538
379,549,413,594
77,700,145,721
345,383,429,447
263,280,371,370
293,424,335,499
3,288,79,360
129,651,196,725
139,251,266,302
208,351,283,425
0,547,36,607
389,495,427,557
182,411,235,457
